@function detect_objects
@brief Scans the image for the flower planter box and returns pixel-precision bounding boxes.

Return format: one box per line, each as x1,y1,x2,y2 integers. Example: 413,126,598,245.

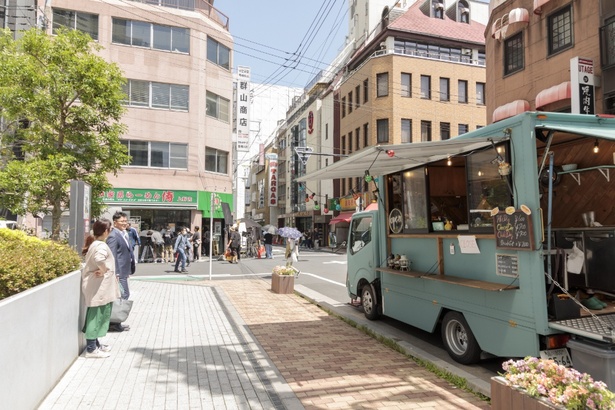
271,272,294,294
491,377,563,410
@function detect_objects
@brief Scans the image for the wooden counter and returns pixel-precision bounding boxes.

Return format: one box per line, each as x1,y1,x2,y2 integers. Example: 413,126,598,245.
375,267,518,291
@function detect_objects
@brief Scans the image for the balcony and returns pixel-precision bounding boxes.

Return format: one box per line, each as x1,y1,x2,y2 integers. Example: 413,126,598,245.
127,0,229,30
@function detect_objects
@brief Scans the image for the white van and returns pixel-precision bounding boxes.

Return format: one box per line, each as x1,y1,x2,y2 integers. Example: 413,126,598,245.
0,220,17,229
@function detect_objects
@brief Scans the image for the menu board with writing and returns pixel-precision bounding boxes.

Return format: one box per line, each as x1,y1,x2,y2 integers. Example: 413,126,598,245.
493,211,535,250
496,254,519,277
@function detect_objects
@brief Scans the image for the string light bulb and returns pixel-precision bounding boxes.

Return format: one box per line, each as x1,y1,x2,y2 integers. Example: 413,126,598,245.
364,170,372,182
309,193,315,199
594,139,599,154
447,157,452,166
314,201,320,210
305,194,309,203
386,150,395,158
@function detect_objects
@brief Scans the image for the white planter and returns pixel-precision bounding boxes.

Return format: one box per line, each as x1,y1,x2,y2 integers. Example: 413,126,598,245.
0,270,84,410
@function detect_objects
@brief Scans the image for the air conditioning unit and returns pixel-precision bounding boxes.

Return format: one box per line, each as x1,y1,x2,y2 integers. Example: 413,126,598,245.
434,2,444,10
462,48,472,55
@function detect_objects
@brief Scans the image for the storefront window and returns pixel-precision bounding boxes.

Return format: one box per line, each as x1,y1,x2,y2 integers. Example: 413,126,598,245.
387,169,428,234
125,209,191,232
467,144,512,230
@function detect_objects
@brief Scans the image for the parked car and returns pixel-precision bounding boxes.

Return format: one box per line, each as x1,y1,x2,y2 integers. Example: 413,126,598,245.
0,220,17,229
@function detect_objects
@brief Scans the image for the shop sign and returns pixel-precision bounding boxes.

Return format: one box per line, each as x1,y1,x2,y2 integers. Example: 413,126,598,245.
101,188,196,204
340,196,356,210
269,159,278,206
570,57,594,115
236,66,251,152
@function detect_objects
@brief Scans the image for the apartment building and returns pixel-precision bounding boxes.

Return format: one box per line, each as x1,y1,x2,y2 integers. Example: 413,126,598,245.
336,0,488,210
487,0,615,122
43,0,234,239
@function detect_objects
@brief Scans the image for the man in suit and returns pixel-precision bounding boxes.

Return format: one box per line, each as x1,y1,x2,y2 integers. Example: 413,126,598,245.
106,211,133,332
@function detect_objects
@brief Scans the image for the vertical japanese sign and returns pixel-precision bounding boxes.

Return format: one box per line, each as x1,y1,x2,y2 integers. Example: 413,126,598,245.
570,57,595,115
236,66,251,152
267,153,278,206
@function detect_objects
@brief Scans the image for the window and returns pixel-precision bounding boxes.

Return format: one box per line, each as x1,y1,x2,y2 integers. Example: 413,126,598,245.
458,80,468,103
420,75,431,99
112,18,189,53
439,78,449,101
401,73,411,97
377,73,389,97
377,119,389,143
440,122,450,140
467,144,512,231
207,37,230,70
349,215,372,255
601,17,615,68
433,1,444,19
401,119,412,143
363,123,369,147
458,124,469,135
348,91,353,113
504,32,524,75
355,86,361,107
387,172,428,233
122,79,189,111
325,123,329,140
53,8,98,40
348,130,353,153
341,135,346,154
459,1,470,24
421,121,431,142
206,91,230,122
548,5,573,55
356,127,361,150
363,79,369,102
121,140,187,169
205,147,229,174
476,82,485,105
341,97,346,118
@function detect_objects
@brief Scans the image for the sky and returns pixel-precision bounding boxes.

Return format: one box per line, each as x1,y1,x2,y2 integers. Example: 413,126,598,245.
219,0,349,89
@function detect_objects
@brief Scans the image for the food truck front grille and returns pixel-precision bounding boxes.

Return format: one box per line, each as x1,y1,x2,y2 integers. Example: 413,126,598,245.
550,314,615,343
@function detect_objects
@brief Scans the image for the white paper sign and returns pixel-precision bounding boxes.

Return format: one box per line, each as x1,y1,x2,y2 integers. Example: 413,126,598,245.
458,235,481,254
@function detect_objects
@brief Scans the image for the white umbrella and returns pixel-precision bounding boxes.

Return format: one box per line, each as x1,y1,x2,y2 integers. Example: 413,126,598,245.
263,224,277,234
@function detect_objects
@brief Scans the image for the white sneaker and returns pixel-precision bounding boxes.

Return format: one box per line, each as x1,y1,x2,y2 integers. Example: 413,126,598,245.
85,348,110,358
98,344,112,352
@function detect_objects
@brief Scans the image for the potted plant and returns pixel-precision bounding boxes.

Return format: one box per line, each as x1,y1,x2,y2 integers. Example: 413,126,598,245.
491,357,615,410
271,265,295,294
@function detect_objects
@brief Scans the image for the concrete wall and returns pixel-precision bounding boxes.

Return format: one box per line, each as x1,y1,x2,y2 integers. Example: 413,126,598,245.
0,271,84,410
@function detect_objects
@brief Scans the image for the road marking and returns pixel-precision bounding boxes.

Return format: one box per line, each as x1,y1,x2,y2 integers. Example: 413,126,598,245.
322,261,347,264
299,272,345,287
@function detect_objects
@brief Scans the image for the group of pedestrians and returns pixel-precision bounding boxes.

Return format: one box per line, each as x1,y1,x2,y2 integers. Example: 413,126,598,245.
80,212,134,359
299,228,320,249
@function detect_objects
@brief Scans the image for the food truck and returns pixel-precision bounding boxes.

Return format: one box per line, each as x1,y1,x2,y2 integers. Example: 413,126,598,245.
300,112,615,369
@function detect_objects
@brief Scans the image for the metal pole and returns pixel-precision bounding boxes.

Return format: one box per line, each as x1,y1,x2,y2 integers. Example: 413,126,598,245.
209,192,214,281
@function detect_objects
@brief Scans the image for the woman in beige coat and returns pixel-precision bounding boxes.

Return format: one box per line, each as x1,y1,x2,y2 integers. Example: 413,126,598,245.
81,218,121,358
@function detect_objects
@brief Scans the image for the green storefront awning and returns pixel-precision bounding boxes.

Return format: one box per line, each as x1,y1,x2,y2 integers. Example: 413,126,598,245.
198,192,233,219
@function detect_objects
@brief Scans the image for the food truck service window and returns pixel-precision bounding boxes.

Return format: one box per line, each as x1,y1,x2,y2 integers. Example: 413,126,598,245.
467,143,512,231
386,168,429,234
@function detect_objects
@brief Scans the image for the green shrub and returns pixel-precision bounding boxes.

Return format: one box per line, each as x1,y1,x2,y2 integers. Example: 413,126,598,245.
0,229,81,300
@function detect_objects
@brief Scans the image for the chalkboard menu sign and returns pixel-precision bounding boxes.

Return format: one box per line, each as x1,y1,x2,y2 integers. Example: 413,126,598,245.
496,254,519,277
493,211,535,250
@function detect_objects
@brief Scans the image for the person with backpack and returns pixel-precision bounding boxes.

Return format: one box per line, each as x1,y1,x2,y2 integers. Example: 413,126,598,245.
162,226,175,263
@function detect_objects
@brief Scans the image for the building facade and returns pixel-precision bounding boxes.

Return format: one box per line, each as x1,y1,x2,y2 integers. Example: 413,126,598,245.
487,0,615,122
43,0,234,246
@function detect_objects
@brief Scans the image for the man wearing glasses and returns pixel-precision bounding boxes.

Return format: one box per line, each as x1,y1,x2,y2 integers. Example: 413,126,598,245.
106,211,134,332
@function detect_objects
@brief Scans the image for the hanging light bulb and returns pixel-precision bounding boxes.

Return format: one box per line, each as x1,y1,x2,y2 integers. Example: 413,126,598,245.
324,195,329,213
594,139,599,154
386,150,395,157
305,194,309,202
364,170,372,182
447,157,452,166
335,201,341,211
314,201,320,210
309,193,315,199
324,207,329,213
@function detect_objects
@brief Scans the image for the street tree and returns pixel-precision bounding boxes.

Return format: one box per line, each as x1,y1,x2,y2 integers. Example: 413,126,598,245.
0,28,129,240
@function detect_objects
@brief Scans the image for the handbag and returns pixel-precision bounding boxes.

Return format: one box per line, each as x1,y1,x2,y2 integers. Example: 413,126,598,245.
110,298,133,323
110,280,133,323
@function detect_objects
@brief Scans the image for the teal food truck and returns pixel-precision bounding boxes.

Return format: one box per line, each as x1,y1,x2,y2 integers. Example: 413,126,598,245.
301,112,615,369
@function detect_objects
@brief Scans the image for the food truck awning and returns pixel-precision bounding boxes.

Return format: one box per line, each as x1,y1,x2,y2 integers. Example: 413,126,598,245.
296,136,505,182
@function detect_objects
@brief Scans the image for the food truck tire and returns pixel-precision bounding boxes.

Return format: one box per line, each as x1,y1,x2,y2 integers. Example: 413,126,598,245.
361,284,380,320
441,311,481,365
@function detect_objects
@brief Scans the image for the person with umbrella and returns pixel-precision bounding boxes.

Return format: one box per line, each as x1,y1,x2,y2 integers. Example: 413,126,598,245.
263,227,274,259
278,227,302,276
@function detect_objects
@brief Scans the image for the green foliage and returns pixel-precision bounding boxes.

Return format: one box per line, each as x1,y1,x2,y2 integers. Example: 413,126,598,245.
0,28,129,239
0,229,81,300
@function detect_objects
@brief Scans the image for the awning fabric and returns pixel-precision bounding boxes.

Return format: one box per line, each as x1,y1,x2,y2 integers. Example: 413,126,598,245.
492,100,530,123
534,0,551,14
296,135,507,181
491,8,529,39
535,81,571,109
329,212,354,225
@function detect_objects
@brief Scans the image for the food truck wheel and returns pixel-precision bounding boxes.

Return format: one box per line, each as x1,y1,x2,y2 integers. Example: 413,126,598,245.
361,285,380,320
441,312,481,365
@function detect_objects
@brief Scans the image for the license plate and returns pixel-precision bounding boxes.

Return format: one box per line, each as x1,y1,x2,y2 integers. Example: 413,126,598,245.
540,348,573,367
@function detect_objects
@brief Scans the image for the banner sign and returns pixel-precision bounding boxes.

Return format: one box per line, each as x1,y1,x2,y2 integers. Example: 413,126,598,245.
570,57,595,115
269,155,278,206
236,66,251,151
101,188,197,204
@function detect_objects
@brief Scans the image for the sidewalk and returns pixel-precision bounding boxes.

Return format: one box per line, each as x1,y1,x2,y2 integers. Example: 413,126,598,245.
39,277,490,409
